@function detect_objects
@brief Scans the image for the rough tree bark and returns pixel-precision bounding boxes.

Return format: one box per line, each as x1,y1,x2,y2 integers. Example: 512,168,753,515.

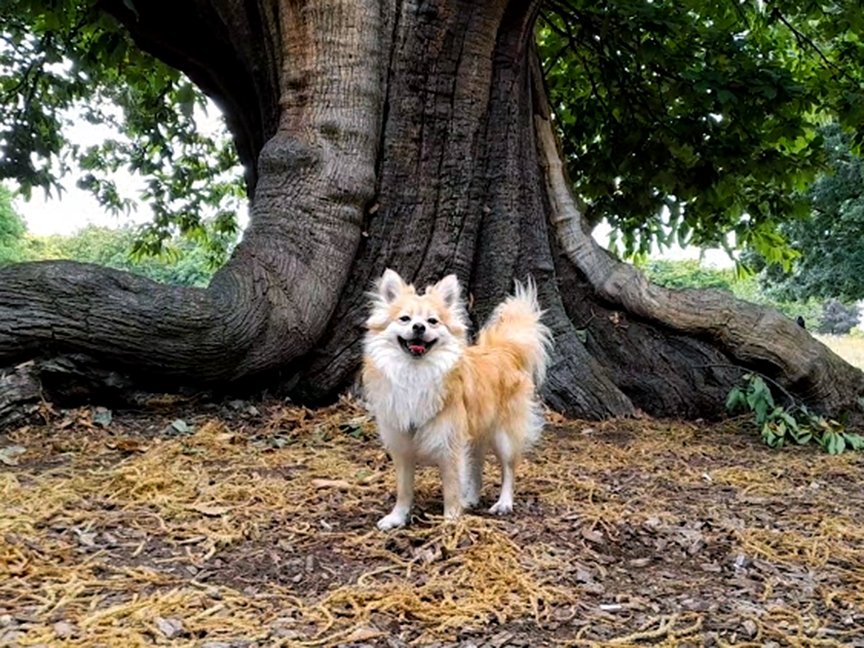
1,0,862,428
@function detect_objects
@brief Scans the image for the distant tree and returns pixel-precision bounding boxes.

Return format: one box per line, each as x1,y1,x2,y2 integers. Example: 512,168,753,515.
0,186,27,264
818,299,860,335
32,225,229,287
643,258,824,328
642,260,734,292
756,127,864,302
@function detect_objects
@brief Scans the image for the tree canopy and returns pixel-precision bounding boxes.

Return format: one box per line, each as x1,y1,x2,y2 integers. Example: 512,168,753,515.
3,1,863,262
538,0,864,261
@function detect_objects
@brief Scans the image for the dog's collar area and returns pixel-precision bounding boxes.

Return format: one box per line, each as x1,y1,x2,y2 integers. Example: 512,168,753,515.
397,336,437,357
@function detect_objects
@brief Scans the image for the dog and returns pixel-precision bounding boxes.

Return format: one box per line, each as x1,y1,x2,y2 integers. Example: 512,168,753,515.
362,268,551,530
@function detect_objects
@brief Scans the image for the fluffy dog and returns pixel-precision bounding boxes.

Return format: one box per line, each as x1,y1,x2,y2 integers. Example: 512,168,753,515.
362,269,551,530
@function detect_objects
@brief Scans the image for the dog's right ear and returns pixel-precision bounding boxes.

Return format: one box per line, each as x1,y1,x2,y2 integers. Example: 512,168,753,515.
377,268,406,304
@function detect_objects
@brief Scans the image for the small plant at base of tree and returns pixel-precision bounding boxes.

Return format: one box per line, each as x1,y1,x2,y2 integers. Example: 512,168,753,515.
726,373,864,454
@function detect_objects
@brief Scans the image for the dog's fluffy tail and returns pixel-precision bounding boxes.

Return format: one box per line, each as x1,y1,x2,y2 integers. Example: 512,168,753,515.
477,278,552,387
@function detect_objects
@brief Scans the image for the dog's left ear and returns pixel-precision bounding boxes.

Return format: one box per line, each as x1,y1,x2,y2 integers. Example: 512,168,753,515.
428,274,461,308
378,268,407,304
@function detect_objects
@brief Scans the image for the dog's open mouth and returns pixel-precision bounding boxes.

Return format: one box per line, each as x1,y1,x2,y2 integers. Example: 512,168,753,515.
398,337,437,357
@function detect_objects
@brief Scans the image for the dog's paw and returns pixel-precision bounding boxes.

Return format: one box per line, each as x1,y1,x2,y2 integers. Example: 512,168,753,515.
488,500,513,515
443,507,462,522
377,512,408,530
461,496,480,510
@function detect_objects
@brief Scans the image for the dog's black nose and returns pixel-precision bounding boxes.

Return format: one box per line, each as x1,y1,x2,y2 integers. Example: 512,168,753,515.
412,322,426,334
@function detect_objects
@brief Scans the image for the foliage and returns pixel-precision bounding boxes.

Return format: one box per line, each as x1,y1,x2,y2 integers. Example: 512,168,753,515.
0,185,27,264
641,260,734,291
538,0,864,261
22,225,225,287
0,0,244,258
726,373,864,454
818,299,859,335
754,127,864,302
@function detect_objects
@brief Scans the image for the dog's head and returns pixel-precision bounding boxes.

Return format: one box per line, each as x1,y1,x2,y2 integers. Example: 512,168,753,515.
365,269,468,360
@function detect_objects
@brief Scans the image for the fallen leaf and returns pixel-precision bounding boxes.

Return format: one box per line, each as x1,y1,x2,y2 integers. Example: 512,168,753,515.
628,557,652,568
92,407,112,427
310,478,351,490
170,419,190,434
74,529,97,547
107,438,148,453
53,621,75,638
0,445,26,466
488,631,515,647
155,616,183,639
581,528,605,544
341,625,384,643
575,567,594,583
187,503,231,517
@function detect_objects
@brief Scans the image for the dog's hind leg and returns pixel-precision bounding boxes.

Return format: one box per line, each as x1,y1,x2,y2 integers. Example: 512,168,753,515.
460,441,485,509
489,431,519,515
440,454,464,521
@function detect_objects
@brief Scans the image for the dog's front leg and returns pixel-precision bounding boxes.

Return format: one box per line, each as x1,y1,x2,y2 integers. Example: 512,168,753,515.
377,451,415,530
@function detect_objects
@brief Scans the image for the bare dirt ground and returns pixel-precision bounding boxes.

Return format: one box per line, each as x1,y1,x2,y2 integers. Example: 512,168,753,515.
2,398,864,647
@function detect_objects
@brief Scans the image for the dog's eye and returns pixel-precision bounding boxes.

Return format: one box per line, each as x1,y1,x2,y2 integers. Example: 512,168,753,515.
427,317,439,326
398,315,411,323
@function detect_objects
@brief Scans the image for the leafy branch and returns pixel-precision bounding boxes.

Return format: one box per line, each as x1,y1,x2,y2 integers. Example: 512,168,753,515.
725,372,863,454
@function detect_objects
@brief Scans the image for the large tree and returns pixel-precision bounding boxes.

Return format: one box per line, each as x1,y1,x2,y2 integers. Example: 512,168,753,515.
1,0,863,427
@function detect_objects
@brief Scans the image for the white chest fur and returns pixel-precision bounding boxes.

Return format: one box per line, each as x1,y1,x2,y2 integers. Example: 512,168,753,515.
363,337,461,439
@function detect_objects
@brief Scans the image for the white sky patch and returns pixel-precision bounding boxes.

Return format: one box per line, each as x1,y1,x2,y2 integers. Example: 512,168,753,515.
13,116,151,235
591,220,735,268
10,97,248,236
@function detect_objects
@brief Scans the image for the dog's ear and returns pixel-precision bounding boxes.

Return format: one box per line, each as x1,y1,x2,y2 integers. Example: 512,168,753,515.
428,274,461,309
378,268,406,304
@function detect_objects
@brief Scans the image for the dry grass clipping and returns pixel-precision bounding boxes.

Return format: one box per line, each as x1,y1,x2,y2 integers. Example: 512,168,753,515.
2,399,863,646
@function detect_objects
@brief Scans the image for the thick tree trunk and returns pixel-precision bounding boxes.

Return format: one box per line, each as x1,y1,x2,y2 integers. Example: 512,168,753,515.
1,0,862,426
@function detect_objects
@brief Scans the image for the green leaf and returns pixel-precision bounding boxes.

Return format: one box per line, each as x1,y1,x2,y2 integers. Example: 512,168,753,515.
725,387,745,412
843,433,864,451
92,407,113,427
824,431,846,455
170,419,191,435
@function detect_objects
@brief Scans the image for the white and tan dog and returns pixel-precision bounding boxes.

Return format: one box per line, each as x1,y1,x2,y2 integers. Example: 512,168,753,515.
362,269,551,530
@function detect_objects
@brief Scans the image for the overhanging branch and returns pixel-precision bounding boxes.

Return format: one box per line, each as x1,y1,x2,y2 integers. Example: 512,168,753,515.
534,106,864,412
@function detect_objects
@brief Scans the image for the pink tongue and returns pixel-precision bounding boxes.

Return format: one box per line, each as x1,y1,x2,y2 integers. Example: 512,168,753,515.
409,344,426,354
